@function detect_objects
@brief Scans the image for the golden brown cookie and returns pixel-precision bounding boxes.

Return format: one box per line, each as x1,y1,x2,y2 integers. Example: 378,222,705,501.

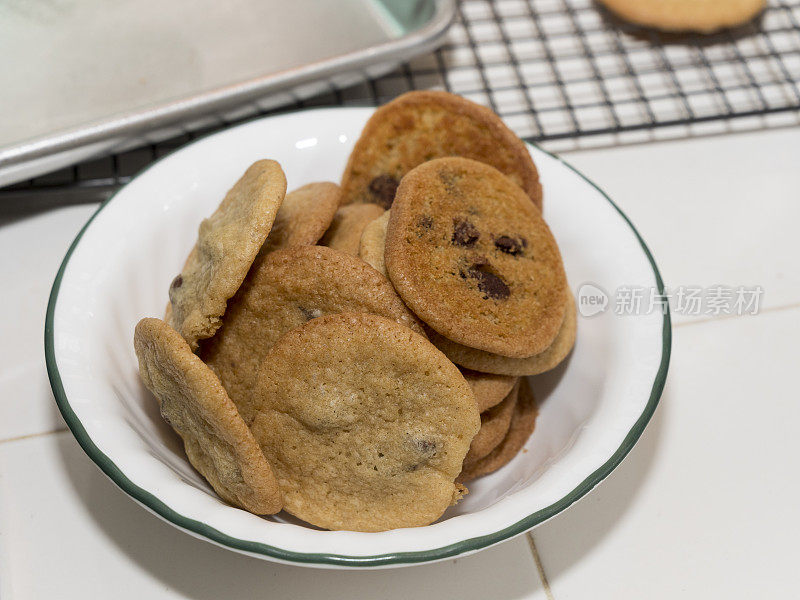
260,182,341,253
340,90,543,210
459,378,538,483
167,160,286,351
598,0,765,32
385,157,568,358
200,245,425,424
464,380,519,464
320,203,386,255
460,368,518,412
133,318,282,514
358,209,390,277
249,312,480,532
432,294,577,376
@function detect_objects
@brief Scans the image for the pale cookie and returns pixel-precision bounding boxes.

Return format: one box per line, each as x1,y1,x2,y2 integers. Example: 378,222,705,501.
133,318,282,514
200,245,425,424
168,160,286,351
261,182,341,253
249,313,480,532
464,380,519,465
358,209,390,276
320,203,385,255
460,368,518,412
599,0,765,33
432,294,577,376
385,157,568,358
340,90,543,210
459,378,538,483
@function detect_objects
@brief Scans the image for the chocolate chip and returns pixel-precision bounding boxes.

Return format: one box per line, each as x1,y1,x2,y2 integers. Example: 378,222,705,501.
494,235,526,256
438,169,462,195
406,439,437,472
465,263,510,300
417,215,433,230
452,218,480,247
416,439,437,456
299,306,322,321
368,174,399,208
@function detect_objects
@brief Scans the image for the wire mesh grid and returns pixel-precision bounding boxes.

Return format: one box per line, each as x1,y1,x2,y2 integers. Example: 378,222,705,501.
4,0,800,199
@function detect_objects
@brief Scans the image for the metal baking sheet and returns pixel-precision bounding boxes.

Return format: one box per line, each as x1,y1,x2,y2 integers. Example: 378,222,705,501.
0,0,454,186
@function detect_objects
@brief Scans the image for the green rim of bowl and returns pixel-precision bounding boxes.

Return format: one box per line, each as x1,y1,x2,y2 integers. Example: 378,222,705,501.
44,114,671,568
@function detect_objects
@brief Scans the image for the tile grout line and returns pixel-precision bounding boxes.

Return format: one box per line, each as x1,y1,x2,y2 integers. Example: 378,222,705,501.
0,427,68,446
673,301,800,329
526,532,556,600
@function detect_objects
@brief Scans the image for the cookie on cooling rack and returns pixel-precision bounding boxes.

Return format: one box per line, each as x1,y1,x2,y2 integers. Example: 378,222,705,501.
598,0,766,33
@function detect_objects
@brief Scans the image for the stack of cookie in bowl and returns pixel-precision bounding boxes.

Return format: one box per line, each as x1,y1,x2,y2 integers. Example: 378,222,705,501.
133,91,575,532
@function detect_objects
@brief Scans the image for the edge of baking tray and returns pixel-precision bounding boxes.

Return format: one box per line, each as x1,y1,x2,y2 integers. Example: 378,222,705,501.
0,0,455,171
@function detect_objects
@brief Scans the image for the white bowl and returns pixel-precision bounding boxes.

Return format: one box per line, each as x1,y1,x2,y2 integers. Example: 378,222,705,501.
45,107,670,568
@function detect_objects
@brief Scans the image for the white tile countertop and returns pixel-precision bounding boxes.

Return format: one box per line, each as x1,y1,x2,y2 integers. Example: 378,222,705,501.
1,126,798,598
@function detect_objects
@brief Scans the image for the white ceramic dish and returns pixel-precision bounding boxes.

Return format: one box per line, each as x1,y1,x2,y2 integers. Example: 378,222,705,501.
45,107,670,569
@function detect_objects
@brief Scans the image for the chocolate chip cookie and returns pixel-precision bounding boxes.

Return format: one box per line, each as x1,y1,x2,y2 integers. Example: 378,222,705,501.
320,203,385,255
432,293,577,376
200,245,424,424
340,91,543,210
168,159,286,350
261,181,340,253
459,378,538,482
358,209,390,277
464,380,519,464
385,157,568,358
599,0,765,33
134,318,282,514
460,368,518,412
249,312,480,532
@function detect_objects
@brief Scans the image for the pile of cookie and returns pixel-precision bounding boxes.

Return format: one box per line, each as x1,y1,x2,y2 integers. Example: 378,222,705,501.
134,91,575,532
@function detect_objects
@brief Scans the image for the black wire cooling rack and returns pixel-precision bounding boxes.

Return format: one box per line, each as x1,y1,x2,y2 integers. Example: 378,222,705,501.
3,0,800,200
